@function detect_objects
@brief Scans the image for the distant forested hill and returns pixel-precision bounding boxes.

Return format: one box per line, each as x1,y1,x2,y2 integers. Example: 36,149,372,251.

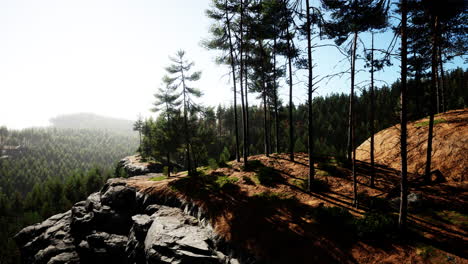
0,127,137,196
50,113,135,134
0,121,138,263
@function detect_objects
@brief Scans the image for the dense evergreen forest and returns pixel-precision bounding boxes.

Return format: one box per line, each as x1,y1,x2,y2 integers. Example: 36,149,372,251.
0,117,137,263
139,67,467,172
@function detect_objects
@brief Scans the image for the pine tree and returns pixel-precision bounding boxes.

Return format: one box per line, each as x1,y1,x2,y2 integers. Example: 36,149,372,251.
321,0,389,206
152,82,182,177
205,0,241,162
162,50,202,175
133,115,144,152
399,0,409,230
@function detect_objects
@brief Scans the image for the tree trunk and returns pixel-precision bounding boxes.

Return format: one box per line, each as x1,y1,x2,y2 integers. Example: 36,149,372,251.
273,38,280,153
306,0,314,191
166,152,171,178
245,48,250,157
138,131,142,152
438,45,446,113
399,0,408,230
287,26,294,162
182,91,191,174
259,40,270,157
351,30,358,207
370,32,376,188
435,56,440,114
239,0,248,166
425,15,439,184
225,1,240,162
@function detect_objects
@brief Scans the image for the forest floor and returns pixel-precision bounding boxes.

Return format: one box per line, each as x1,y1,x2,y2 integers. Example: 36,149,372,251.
127,153,468,264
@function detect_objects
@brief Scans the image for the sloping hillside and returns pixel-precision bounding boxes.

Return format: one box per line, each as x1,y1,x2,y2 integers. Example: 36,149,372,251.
356,109,468,182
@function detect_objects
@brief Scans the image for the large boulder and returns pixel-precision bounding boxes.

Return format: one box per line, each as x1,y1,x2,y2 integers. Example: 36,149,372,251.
15,178,248,264
144,206,221,264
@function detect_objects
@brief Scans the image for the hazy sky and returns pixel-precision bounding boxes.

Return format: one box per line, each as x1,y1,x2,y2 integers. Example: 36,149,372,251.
0,0,464,129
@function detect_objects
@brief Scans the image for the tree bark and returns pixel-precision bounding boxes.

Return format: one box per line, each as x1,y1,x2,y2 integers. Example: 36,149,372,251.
245,45,250,157
424,15,439,184
438,45,446,113
370,32,376,188
287,26,294,162
258,40,270,157
399,0,408,230
239,0,248,166
306,0,314,191
351,30,358,207
273,38,280,154
225,1,240,162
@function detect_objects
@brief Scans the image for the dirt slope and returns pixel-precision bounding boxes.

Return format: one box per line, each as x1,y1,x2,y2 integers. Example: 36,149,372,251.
127,153,467,264
356,108,468,182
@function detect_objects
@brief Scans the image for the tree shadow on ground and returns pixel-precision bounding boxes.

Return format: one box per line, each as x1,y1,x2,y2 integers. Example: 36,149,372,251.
168,171,359,264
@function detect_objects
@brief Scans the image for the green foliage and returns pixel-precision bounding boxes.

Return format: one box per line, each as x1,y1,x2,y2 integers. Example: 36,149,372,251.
0,166,109,264
208,158,219,170
354,212,397,241
252,191,296,202
215,175,238,188
255,166,282,187
150,175,168,181
414,118,447,127
0,128,137,196
163,166,169,176
218,146,230,166
242,176,256,185
313,206,355,229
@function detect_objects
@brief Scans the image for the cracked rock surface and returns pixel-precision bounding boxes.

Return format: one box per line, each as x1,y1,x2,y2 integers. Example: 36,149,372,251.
15,178,246,264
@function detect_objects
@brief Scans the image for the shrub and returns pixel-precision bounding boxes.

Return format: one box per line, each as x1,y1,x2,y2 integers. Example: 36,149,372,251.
219,147,230,166
255,167,281,186
354,212,397,241
242,176,255,185
242,159,264,171
163,166,169,176
310,179,330,192
208,158,219,170
253,191,296,202
314,206,354,229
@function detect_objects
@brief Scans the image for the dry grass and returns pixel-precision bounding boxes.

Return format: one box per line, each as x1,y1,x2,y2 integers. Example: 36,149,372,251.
356,108,468,182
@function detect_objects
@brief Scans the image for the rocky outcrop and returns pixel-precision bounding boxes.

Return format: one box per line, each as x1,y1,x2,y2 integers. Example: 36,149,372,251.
15,178,249,264
118,156,157,176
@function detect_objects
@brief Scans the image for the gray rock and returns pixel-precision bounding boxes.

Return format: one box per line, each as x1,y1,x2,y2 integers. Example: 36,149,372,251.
101,185,136,210
118,156,151,176
144,206,220,264
16,178,250,264
391,192,424,211
47,252,80,264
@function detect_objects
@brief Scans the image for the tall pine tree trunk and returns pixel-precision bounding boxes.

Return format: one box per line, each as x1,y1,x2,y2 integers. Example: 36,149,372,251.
273,37,280,153
425,15,439,184
351,30,358,207
370,32,376,188
438,46,446,113
167,151,171,178
287,26,294,162
245,50,250,157
225,2,240,162
182,89,191,174
399,0,408,230
259,40,270,157
239,0,248,166
306,0,314,191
